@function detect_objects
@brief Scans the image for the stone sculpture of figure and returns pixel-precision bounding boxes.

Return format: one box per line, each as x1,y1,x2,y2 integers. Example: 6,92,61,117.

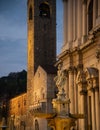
54,64,66,92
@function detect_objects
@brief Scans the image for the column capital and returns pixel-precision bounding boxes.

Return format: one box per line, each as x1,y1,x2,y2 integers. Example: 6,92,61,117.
89,87,95,92
94,86,99,92
68,66,74,73
96,49,100,61
74,67,77,74
80,90,87,95
63,69,68,76
77,64,83,70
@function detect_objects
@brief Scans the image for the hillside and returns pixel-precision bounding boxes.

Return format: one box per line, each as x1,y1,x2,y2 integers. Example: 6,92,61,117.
0,70,27,99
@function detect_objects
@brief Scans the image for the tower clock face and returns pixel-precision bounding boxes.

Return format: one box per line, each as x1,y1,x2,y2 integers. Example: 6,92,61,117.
39,3,50,18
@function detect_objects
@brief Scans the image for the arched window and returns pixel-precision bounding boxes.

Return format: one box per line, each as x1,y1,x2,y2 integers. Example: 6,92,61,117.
35,119,39,130
39,3,50,18
88,0,93,32
29,7,32,20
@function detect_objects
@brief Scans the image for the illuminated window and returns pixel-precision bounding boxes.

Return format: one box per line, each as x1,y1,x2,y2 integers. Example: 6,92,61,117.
39,3,50,18
29,6,32,20
88,0,93,32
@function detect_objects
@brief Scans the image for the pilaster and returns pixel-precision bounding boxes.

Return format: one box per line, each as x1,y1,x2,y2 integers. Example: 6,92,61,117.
68,0,73,48
77,0,82,45
76,66,87,130
95,87,100,130
90,89,96,130
93,0,96,27
80,90,87,130
82,1,87,43
98,0,100,16
74,68,78,114
63,0,68,45
68,67,75,114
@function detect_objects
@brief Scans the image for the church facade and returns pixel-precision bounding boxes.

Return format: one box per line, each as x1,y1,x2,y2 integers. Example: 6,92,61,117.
57,0,100,130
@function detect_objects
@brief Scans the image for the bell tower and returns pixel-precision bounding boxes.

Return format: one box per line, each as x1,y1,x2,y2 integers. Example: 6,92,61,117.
27,0,56,88
27,1,56,129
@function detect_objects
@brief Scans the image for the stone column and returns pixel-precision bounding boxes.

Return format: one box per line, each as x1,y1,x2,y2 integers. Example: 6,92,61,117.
73,0,76,42
80,84,87,130
63,0,68,45
64,71,69,99
95,88,100,130
80,92,85,130
68,0,73,48
98,0,100,16
98,63,100,126
91,89,96,130
74,68,77,114
68,68,74,114
77,0,82,45
74,68,78,130
82,1,87,43
77,84,81,130
93,0,96,27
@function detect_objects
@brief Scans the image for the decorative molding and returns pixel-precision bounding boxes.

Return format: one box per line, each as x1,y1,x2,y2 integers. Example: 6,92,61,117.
85,67,98,80
76,69,86,84
85,67,99,91
96,49,100,61
80,90,87,95
77,64,83,70
68,66,74,73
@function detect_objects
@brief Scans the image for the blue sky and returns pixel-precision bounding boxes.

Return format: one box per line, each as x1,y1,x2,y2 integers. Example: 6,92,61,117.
0,0,63,77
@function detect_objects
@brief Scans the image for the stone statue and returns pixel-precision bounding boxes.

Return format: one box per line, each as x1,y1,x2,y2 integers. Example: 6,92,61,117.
54,64,66,92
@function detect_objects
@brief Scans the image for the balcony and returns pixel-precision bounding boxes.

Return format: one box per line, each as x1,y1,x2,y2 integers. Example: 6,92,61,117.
29,101,56,118
29,101,46,115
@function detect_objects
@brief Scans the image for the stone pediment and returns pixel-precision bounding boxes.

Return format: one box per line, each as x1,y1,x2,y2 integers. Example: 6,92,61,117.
33,66,47,104
85,67,98,80
34,65,47,78
85,67,99,90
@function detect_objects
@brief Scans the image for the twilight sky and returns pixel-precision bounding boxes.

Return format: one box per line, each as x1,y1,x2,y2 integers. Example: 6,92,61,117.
0,0,63,77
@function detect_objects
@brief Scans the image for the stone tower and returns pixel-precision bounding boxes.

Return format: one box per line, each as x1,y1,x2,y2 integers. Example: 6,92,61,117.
27,0,56,129
27,0,56,103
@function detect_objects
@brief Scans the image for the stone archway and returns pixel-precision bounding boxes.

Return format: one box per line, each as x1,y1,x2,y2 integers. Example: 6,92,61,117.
85,67,99,130
35,119,39,130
